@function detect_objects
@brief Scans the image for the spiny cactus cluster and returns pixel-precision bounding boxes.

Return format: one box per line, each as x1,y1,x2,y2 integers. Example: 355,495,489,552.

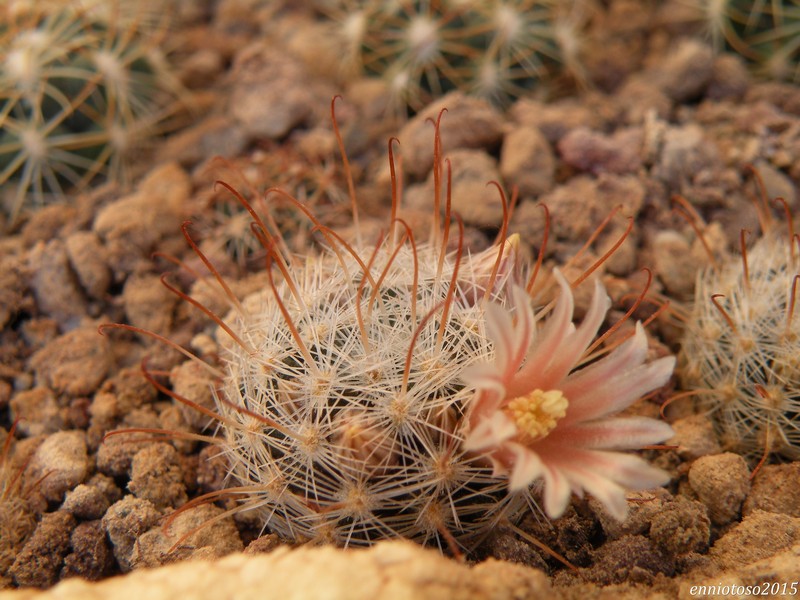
140,107,676,551
0,0,184,223
679,193,800,460
317,0,583,111
684,0,799,82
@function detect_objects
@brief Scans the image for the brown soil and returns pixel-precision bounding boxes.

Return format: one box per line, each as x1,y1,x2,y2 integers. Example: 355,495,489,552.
2,0,800,597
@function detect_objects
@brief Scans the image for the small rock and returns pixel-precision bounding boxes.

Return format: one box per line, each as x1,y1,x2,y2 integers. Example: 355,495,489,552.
583,535,674,585
157,115,247,168
616,77,672,124
62,484,111,521
20,204,78,248
102,496,162,572
1,540,554,599
9,387,64,437
649,497,710,556
509,98,602,143
500,125,555,197
10,511,76,588
406,149,504,227
652,230,700,300
557,127,643,175
482,527,549,572
0,253,30,329
228,44,326,139
131,504,244,569
61,520,114,582
688,453,750,526
593,488,673,540
169,360,217,431
651,38,714,102
27,239,88,328
708,510,800,571
743,463,800,517
122,273,178,337
652,123,721,198
29,327,111,396
514,174,645,243
26,430,90,504
128,443,188,510
97,430,157,480
93,163,190,277
64,231,111,301
398,91,504,178
706,53,750,100
666,414,722,461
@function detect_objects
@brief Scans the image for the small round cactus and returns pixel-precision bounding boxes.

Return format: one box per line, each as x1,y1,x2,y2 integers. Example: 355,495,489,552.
113,104,675,551
679,188,800,460
0,1,184,223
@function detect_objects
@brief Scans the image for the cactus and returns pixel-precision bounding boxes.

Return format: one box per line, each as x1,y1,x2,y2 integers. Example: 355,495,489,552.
680,0,799,83
317,0,572,112
678,182,800,460
122,106,677,552
0,1,184,223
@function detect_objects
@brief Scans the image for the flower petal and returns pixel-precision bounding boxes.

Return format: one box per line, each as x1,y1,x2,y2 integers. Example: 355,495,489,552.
507,442,545,491
559,322,649,408
541,463,572,519
506,271,575,398
535,446,670,520
562,355,676,423
551,416,675,450
463,410,517,452
536,275,610,390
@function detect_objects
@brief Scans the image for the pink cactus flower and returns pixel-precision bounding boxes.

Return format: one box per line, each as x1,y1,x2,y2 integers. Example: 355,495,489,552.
463,271,675,520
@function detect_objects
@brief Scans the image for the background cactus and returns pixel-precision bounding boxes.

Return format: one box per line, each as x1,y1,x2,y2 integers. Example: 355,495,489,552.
679,195,800,460
315,0,573,112
677,0,799,83
0,0,185,224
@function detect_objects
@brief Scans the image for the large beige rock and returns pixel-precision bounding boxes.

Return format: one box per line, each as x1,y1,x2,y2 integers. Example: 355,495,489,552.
0,541,551,600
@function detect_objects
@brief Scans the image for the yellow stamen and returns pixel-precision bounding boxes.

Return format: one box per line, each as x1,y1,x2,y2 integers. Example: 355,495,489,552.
506,389,568,441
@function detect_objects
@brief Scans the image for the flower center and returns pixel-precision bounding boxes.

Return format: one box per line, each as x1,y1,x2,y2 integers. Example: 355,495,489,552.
506,389,568,441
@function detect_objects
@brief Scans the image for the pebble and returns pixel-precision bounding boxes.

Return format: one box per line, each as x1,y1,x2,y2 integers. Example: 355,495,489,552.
130,504,244,570
62,484,111,521
28,239,88,328
169,360,217,431
665,414,722,461
228,44,327,140
0,253,29,329
499,125,555,198
398,91,504,178
102,496,162,572
651,38,714,102
61,520,115,581
743,463,800,518
122,273,179,337
10,511,76,588
708,510,800,571
25,430,90,504
64,231,111,301
406,149,504,228
582,535,674,585
93,163,190,277
649,497,710,556
29,327,111,397
557,127,643,175
10,387,64,437
687,453,750,526
128,443,188,510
